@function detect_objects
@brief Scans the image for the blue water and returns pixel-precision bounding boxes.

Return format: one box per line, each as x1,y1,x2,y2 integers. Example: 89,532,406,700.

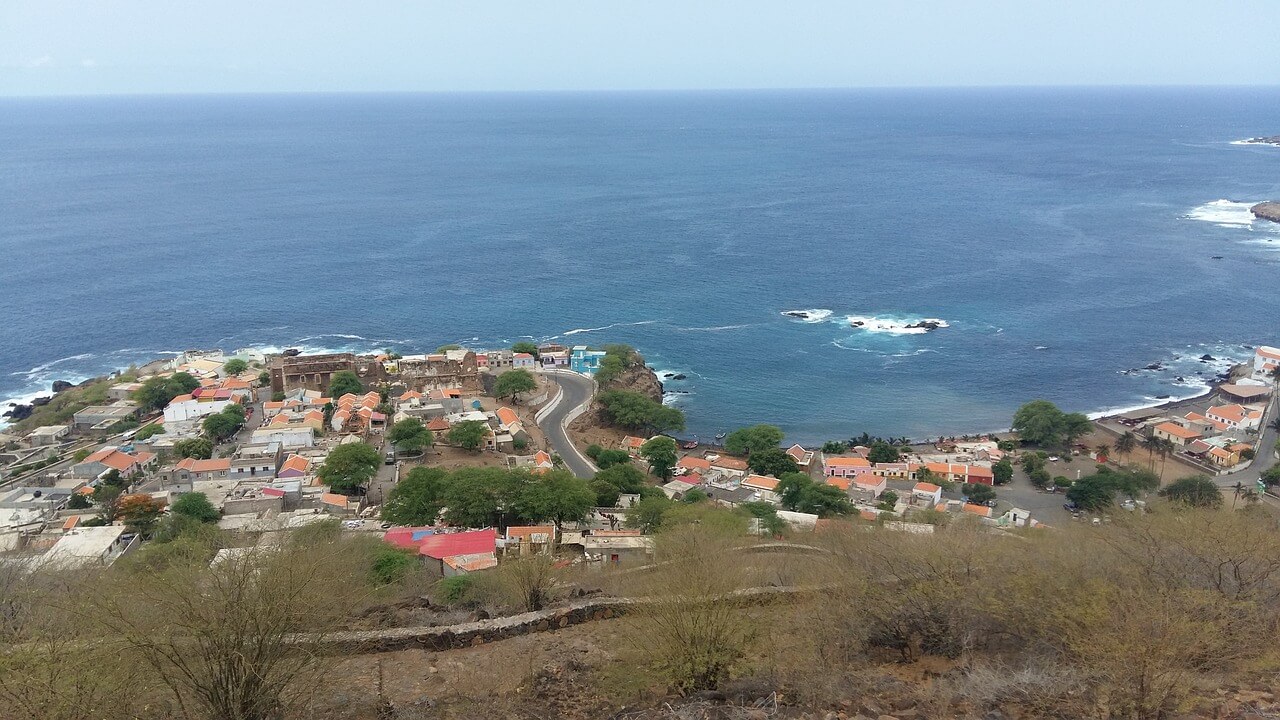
2,88,1279,443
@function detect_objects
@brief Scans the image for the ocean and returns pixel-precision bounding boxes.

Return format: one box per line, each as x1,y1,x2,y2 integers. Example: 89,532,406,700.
2,88,1278,443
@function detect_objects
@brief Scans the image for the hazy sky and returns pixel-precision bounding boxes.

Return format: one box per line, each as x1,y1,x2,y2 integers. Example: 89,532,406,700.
2,1,1277,96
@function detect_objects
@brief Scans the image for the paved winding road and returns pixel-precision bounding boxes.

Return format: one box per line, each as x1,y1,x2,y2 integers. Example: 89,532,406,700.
539,370,598,478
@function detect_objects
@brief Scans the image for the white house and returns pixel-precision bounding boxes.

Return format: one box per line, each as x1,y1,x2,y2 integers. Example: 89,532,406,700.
164,394,235,425
1205,404,1264,432
250,426,315,449
1252,346,1280,379
911,482,943,505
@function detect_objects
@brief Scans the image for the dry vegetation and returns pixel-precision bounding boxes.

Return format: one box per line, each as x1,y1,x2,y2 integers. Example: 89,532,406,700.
3,504,1280,719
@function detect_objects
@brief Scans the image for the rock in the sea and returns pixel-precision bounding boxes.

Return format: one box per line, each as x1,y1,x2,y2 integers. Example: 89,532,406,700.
672,373,686,380
904,320,945,331
3,404,34,421
51,380,74,393
31,396,52,407
282,348,301,357
1251,201,1280,223
1200,354,1215,362
1143,362,1165,371
1243,135,1280,147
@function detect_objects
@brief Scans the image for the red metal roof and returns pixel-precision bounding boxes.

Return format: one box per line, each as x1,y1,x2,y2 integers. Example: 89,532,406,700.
416,528,497,560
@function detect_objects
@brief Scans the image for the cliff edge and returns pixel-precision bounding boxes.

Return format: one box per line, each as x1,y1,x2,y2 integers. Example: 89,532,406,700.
1251,201,1280,223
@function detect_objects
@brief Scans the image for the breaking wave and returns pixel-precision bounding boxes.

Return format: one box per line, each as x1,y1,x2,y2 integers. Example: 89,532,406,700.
780,309,832,323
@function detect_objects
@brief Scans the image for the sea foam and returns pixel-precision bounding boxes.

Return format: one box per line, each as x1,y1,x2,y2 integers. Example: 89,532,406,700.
845,315,949,335
1185,199,1260,228
780,309,832,323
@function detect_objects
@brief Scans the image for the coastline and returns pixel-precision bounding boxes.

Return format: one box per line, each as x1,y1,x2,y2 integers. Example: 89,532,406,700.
1,341,1249,445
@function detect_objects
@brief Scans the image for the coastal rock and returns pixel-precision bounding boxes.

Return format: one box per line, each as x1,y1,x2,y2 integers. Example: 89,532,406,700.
1251,202,1280,223
2,404,33,421
903,320,945,331
51,380,74,393
1242,135,1280,147
1143,362,1165,371
283,348,302,357
671,373,686,380
30,396,52,407
1200,354,1215,362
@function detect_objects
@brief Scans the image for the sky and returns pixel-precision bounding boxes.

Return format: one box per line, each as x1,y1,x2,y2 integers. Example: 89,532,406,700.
2,1,1278,96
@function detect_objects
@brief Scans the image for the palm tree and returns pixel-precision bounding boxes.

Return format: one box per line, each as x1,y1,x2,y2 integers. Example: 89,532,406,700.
1096,444,1112,462
1233,481,1245,509
1115,431,1137,459
1140,433,1162,471
1158,438,1176,478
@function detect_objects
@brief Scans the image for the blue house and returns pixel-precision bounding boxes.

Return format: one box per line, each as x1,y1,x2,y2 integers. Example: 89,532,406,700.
570,345,607,375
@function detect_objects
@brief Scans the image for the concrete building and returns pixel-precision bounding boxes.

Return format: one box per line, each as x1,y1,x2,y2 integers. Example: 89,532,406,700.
71,402,139,432
570,346,607,375
41,525,133,568
26,424,69,447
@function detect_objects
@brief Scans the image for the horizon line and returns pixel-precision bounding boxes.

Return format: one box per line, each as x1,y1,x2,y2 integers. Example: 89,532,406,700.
3,82,1279,101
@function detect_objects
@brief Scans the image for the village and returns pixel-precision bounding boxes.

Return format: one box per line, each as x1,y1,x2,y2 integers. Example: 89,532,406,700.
0,339,1276,582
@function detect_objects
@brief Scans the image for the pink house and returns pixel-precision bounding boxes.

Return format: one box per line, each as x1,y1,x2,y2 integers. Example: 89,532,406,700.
823,456,872,478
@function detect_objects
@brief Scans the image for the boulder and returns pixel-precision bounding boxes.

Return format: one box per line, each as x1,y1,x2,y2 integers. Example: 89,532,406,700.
51,380,74,393
31,396,52,407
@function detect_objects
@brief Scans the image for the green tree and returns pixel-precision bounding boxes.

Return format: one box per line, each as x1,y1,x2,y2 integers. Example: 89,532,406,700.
134,423,165,441
518,470,595,528
381,467,448,526
386,418,433,455
257,370,272,387
370,545,417,586
591,478,622,508
1029,467,1052,489
1062,412,1094,447
1066,474,1115,511
776,472,813,510
493,369,537,403
174,438,213,460
510,341,539,358
222,359,248,375
625,495,673,533
639,436,679,479
593,448,632,469
1159,475,1223,509
992,458,1013,485
67,492,92,510
795,482,853,517
741,501,787,536
133,372,200,412
723,424,784,456
440,468,522,529
1011,399,1070,447
867,441,900,464
73,448,92,463
317,442,381,495
170,492,220,523
436,344,462,353
596,390,685,433
593,463,647,495
746,447,800,478
92,483,124,523
328,370,363,398
1115,430,1137,458
202,406,243,441
877,489,899,511
446,420,489,452
962,483,996,505
821,440,849,455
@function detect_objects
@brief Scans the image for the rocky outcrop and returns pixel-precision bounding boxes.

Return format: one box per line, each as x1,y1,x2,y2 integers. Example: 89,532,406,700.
1242,135,1280,146
1251,201,1280,223
610,361,663,403
51,380,74,393
2,404,33,421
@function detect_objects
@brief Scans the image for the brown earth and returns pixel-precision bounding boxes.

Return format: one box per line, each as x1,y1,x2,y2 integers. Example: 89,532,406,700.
568,356,664,454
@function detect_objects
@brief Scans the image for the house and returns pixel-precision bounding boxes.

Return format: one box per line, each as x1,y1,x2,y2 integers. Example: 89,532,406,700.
108,381,143,401
785,444,815,469
383,526,436,550
27,424,70,447
872,462,911,480
275,453,313,479
852,474,887,500
579,531,654,566
912,482,943,505
824,456,872,478
742,474,781,503
160,457,232,491
621,436,647,456
71,402,139,432
320,492,359,515
41,525,133,568
965,465,995,486
229,442,282,480
531,450,554,474
1182,412,1225,435
1152,422,1201,447
1208,446,1239,468
539,350,570,368
570,346,607,375
416,529,499,576
709,455,749,478
775,510,819,532
1205,404,1263,432
512,352,536,370
676,455,712,474
164,394,239,426
72,446,156,480
495,406,525,438
661,478,701,499
961,503,993,519
251,426,315,449
503,525,556,556
1252,346,1280,379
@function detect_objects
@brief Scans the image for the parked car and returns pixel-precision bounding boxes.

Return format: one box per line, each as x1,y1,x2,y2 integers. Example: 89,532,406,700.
1062,501,1080,512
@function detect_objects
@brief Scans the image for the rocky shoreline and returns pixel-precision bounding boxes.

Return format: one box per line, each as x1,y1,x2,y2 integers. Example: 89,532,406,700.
1251,201,1280,223
1240,135,1280,147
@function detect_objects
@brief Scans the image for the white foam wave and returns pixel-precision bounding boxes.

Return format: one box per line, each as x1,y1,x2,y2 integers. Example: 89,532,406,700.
845,315,949,335
1231,138,1280,147
559,320,658,337
780,309,832,323
9,353,97,377
1185,199,1260,228
677,324,753,332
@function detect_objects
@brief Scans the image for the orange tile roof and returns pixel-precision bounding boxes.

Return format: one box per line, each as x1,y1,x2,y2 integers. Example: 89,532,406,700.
914,482,941,493
321,492,351,507
1154,422,1200,440
169,394,193,403
534,450,552,466
426,418,450,432
506,525,554,541
785,444,808,461
62,515,81,530
176,457,231,472
622,436,646,449
1256,347,1280,361
496,407,520,427
826,456,871,467
711,456,749,471
962,503,992,517
280,455,311,474
826,476,851,491
743,474,779,491
677,456,712,471
967,466,994,478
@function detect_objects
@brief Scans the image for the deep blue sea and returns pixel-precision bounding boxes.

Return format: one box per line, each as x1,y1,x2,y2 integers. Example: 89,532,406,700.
2,88,1278,443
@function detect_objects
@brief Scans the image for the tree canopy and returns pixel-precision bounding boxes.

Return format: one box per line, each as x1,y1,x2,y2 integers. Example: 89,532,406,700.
170,492,221,523
1066,465,1160,511
222,359,248,375
494,369,537,402
775,472,852,517
723,425,784,456
201,405,244,441
640,436,678,479
510,341,539,358
746,447,800,478
585,445,632,469
117,494,165,535
174,438,213,460
446,420,488,452
134,423,165,441
963,483,996,505
1011,400,1093,449
387,418,433,455
867,441,900,464
133,372,200,412
328,370,363,398
597,390,685,434
381,467,448,526
1159,475,1223,509
317,442,381,495
516,470,596,528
